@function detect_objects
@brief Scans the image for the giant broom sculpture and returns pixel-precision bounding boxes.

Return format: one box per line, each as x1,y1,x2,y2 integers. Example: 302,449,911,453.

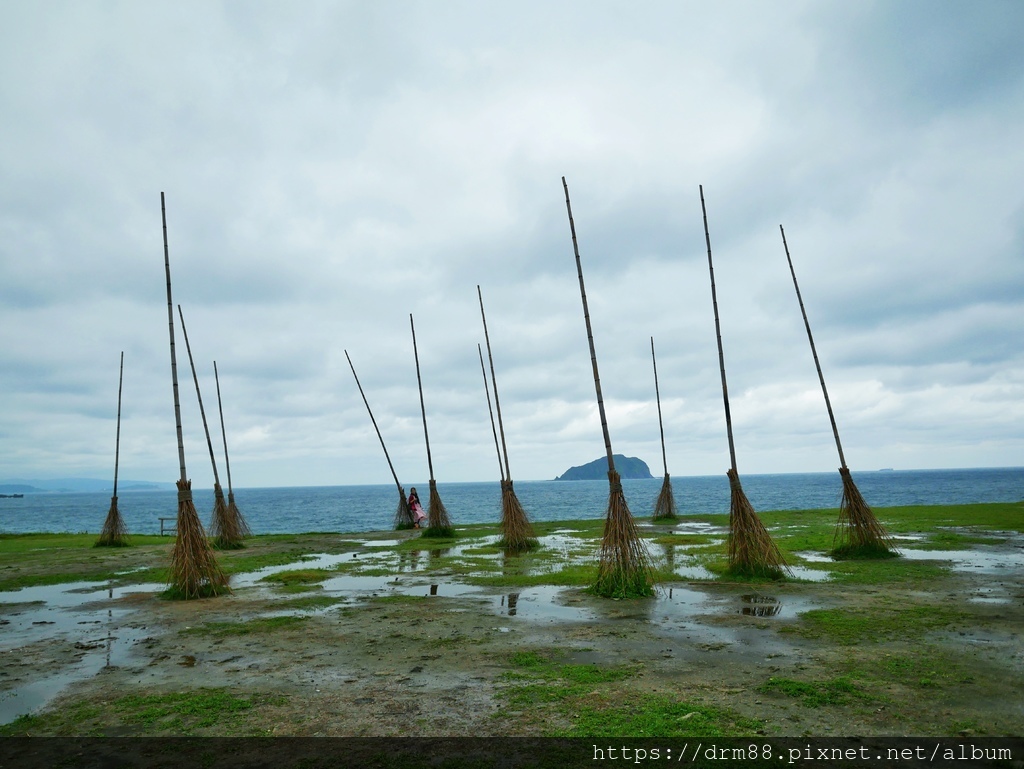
161,193,227,598
410,314,455,538
477,286,538,551
213,361,252,542
650,337,679,522
96,351,129,547
779,225,898,559
178,305,242,549
700,186,788,579
344,350,414,529
563,177,655,598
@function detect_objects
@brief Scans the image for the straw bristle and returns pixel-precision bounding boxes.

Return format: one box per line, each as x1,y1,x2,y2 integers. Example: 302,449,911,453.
727,469,788,579
496,480,539,552
832,467,900,559
95,496,129,547
652,473,679,522
394,491,414,530
422,479,455,538
210,484,246,550
227,492,252,538
592,471,655,598
169,479,229,599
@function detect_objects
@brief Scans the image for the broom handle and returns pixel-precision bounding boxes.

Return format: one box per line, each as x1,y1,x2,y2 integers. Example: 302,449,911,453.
477,343,505,481
410,314,436,482
700,185,738,473
177,305,222,489
161,193,188,484
651,338,668,477
344,350,404,495
213,361,234,495
563,177,617,475
780,225,848,469
113,351,123,498
477,286,512,481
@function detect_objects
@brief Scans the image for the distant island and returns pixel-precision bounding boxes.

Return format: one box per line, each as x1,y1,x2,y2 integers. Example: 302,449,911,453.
554,455,654,481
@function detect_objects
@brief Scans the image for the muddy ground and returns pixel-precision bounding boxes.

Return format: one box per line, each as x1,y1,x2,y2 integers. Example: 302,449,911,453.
1,526,1022,737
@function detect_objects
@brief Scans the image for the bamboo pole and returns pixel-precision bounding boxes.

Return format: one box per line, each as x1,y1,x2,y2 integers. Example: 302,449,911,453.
779,225,897,557
563,176,653,597
700,186,787,578
97,351,128,546
477,286,513,481
477,343,505,481
177,305,222,493
214,360,251,541
650,337,678,521
344,349,413,528
476,290,538,551
410,314,453,536
161,192,226,597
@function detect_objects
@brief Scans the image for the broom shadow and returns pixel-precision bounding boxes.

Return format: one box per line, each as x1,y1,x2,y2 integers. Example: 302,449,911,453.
779,225,898,559
563,176,655,599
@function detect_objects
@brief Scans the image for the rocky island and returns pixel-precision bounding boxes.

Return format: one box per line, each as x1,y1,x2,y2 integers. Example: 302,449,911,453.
553,455,654,481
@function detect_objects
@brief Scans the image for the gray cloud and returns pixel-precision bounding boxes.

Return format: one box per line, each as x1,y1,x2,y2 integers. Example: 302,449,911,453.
1,2,1021,488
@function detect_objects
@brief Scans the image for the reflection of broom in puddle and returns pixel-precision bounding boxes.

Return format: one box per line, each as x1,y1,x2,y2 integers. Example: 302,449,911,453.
563,176,655,599
650,337,679,522
160,193,227,599
410,314,455,539
700,186,788,580
344,350,413,529
96,351,129,547
779,225,898,560
477,286,538,552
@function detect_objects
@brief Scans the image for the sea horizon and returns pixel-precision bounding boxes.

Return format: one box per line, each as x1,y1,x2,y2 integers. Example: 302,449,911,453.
1,467,1021,537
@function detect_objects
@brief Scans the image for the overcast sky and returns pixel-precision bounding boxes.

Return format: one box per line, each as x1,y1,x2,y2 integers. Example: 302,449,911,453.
1,1,1022,489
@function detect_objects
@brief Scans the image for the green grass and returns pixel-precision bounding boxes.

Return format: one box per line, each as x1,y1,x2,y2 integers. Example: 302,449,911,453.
759,676,872,707
258,568,333,586
564,696,761,738
783,604,968,644
0,688,288,736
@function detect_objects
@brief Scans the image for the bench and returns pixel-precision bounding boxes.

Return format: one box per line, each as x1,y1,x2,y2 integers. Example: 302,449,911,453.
159,517,177,536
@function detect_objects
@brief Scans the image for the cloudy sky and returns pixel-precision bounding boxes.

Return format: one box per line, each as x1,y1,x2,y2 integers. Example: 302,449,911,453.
1,1,1022,490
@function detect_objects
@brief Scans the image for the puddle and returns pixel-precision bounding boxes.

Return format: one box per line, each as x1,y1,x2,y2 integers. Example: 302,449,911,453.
0,581,161,725
795,551,834,563
739,594,782,617
493,586,595,622
899,548,1023,573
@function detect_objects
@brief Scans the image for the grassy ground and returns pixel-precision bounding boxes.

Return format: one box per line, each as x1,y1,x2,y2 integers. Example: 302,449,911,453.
1,501,1021,737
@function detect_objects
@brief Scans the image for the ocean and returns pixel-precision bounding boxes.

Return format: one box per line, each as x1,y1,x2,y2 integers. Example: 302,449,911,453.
1,467,1020,536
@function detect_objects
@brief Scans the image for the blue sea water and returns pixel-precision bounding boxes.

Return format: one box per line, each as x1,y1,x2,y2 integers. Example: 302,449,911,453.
1,467,1020,536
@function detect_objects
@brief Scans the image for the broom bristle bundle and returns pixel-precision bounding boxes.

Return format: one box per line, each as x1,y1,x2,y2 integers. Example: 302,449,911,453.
592,471,655,598
95,497,129,547
210,484,246,550
652,473,679,522
170,479,229,599
727,469,789,579
423,479,455,538
833,467,899,559
497,480,539,552
394,491,415,530
227,492,252,538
